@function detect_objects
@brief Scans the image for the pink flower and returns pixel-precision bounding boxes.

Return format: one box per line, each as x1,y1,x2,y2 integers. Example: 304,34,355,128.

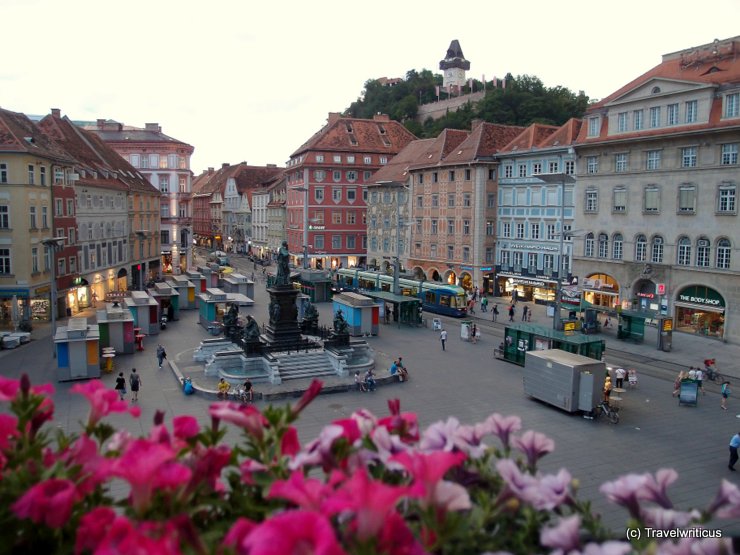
209,402,268,439
289,424,345,471
378,405,419,444
640,507,700,529
78,515,181,554
540,514,581,552
350,408,378,436
642,468,678,509
581,542,633,555
242,511,346,555
172,415,200,440
323,468,408,541
59,434,108,495
268,470,339,512
496,459,571,510
291,379,323,416
222,517,257,553
430,480,471,511
377,512,429,555
74,507,117,554
188,444,232,492
239,458,268,485
512,430,554,468
71,380,139,427
600,473,649,519
0,376,20,401
329,417,362,445
0,413,19,450
391,450,466,503
281,425,301,456
706,479,740,517
12,478,79,528
476,413,522,450
369,426,410,469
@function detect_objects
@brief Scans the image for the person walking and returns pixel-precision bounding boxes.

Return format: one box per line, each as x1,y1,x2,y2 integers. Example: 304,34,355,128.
471,323,478,344
129,368,142,402
729,431,740,471
615,367,626,389
481,296,488,313
508,304,515,322
114,372,126,401
695,367,705,395
440,329,448,351
492,304,499,322
522,306,528,321
721,381,732,410
156,344,167,369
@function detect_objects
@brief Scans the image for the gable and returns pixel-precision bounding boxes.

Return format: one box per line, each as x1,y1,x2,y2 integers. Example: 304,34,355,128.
606,78,714,107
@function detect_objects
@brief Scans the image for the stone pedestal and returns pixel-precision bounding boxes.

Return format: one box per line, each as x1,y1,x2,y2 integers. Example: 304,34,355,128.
264,286,301,348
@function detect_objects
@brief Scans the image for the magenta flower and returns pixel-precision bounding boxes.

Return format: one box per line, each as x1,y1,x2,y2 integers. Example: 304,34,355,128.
369,426,410,469
496,459,571,510
600,473,649,519
329,417,362,445
77,515,181,555
268,470,338,512
59,434,108,495
0,413,19,450
74,507,117,554
281,425,301,456
188,444,232,492
172,415,200,440
350,408,378,436
239,458,268,485
512,430,555,468
291,379,323,416
222,517,257,553
241,511,346,555
0,376,20,401
378,405,420,444
706,479,740,517
71,380,139,427
12,478,79,528
209,402,268,439
540,514,581,552
476,413,522,450
642,468,678,509
391,450,466,502
419,417,461,452
377,511,429,555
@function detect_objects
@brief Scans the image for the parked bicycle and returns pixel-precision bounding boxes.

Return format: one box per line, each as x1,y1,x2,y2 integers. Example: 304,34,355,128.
590,400,620,424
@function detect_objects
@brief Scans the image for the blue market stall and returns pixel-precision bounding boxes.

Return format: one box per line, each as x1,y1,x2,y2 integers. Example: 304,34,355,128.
54,317,101,381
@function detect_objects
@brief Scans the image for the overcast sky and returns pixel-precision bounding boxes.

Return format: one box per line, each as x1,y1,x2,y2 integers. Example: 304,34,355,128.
3,0,738,173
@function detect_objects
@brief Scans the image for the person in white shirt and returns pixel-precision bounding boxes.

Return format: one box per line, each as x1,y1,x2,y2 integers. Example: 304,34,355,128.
615,367,626,389
440,329,448,351
695,367,704,395
688,367,697,381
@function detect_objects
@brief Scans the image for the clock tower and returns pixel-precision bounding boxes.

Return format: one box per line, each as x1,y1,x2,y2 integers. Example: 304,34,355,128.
439,39,470,91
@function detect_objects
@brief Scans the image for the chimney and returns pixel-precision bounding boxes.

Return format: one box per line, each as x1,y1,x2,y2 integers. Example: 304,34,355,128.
373,113,390,122
51,108,61,118
145,123,161,132
208,167,214,174
97,119,106,129
327,112,341,125
222,163,230,169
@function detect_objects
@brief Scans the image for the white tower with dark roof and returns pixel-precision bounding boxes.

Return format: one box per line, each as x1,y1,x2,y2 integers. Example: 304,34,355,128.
439,40,470,89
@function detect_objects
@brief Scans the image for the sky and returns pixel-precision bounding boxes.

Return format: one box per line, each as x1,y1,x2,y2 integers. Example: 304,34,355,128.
2,0,739,174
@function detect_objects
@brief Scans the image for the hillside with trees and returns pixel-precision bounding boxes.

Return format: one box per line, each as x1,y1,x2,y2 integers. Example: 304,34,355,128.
345,70,591,137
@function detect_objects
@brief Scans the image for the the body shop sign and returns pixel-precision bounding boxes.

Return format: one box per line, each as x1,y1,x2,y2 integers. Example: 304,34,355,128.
677,285,724,308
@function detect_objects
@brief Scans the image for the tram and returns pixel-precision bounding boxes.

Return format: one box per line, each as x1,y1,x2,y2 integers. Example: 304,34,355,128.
335,268,467,317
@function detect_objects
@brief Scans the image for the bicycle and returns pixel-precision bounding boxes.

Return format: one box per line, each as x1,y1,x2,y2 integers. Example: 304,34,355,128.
231,387,253,404
589,400,620,424
704,365,724,383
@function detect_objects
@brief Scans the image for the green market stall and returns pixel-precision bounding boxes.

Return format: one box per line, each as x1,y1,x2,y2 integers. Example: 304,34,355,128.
501,323,606,366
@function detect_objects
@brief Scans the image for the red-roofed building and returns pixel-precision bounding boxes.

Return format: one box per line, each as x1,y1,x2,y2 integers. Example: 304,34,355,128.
572,35,740,343
286,113,417,270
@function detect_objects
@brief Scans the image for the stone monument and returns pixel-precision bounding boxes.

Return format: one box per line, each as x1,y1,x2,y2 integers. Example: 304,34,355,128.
263,240,302,349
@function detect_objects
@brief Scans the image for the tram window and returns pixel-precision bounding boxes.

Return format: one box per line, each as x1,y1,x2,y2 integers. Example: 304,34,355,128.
452,295,465,308
439,295,451,308
424,291,436,304
381,283,391,292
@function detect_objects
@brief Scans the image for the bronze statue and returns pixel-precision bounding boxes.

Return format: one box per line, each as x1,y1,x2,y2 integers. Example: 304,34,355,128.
269,301,281,323
275,240,291,286
333,309,349,335
303,301,318,322
242,314,261,341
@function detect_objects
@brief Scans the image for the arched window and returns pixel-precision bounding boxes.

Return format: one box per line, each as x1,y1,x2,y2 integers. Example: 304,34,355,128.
716,238,731,269
677,236,691,266
612,233,623,260
584,233,594,257
696,237,710,267
651,236,664,263
635,234,647,262
598,233,609,258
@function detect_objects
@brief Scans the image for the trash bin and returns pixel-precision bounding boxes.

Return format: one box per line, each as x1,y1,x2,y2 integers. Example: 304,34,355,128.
460,320,472,341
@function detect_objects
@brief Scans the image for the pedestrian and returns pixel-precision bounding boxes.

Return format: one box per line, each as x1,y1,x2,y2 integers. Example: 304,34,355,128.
242,378,254,402
440,328,447,351
467,299,476,315
114,371,126,401
492,304,499,322
604,316,611,329
527,308,532,322
672,370,688,397
695,367,704,395
729,431,740,471
508,304,515,322
129,368,141,402
217,378,230,399
522,306,528,321
397,357,409,381
471,323,478,344
615,367,626,389
364,369,377,392
481,296,488,312
156,344,167,369
721,381,732,410
355,371,367,392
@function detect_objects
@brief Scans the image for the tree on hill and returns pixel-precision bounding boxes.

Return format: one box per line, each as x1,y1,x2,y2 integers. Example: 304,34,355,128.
345,70,590,137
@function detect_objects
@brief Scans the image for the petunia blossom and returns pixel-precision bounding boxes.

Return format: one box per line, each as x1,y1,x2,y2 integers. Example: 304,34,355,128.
172,415,200,440
12,478,79,528
640,507,700,530
222,517,257,554
540,514,581,552
239,458,268,486
599,473,650,519
242,510,346,555
74,507,117,554
641,468,678,509
289,424,345,471
291,379,323,417
71,380,139,427
706,479,740,518
475,413,522,450
0,413,19,450
59,434,109,495
376,512,429,555
209,402,268,439
512,430,555,469
268,470,340,513
391,450,466,503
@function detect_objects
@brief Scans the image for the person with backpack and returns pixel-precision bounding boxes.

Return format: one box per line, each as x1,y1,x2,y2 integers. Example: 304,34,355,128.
129,368,142,402
156,344,167,369
114,372,126,401
721,381,732,410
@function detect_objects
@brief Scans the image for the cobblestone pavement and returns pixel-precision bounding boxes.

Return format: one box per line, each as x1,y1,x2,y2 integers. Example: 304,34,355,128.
2,255,738,535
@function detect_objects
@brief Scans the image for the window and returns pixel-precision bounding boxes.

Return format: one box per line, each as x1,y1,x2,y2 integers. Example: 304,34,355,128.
615,153,628,172
448,170,455,181
463,220,470,235
314,170,326,182
346,171,357,182
346,236,355,249
159,176,169,193
677,237,692,265
315,188,324,202
633,110,644,130
584,233,594,257
432,172,438,183
346,155,355,164
486,221,494,236
0,205,8,228
685,100,698,123
725,92,739,118
463,193,471,207
362,187,368,201
69,255,76,274
486,248,494,263
716,238,731,269
161,230,170,245
635,235,647,262
518,164,526,177
598,233,609,258
332,235,341,249
585,190,598,212
332,211,342,224
382,217,390,229
532,163,542,175
696,238,711,267
515,223,525,239
332,188,341,202
543,254,554,270
644,186,660,213
431,220,438,234
68,227,75,245
415,218,422,234
678,185,696,213
431,194,438,208
41,206,48,228
646,150,661,170
39,166,46,186
512,251,523,268
462,247,470,262
30,206,37,229
718,184,736,213
565,160,575,175
346,211,356,224
314,235,324,249
612,234,623,260
504,165,513,178
363,171,372,182
31,247,39,273
681,146,697,168
447,219,455,234
651,236,664,263
332,155,341,164
527,252,537,269
416,196,423,208
649,106,661,128
613,188,627,212
379,156,387,165
487,193,495,208
617,112,628,132
332,170,341,182
0,248,10,274
530,222,540,239
447,245,454,260
721,144,738,165
547,224,557,240
346,189,356,202
465,169,472,180
667,103,679,125
448,193,455,207
502,222,511,238
430,244,437,258
0,163,7,183
364,156,372,165
587,117,599,136
58,257,66,276
500,250,510,267
586,156,598,174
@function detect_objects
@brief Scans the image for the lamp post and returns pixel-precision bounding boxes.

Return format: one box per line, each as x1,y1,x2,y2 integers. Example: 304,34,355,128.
42,236,66,358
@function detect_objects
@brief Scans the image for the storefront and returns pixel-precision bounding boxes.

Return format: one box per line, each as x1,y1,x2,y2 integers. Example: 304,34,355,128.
481,268,495,295
459,269,473,291
581,274,620,310
674,285,725,339
496,275,558,305
0,289,29,329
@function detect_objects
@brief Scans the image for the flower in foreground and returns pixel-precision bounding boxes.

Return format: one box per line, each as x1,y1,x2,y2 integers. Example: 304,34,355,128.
512,429,554,468
12,478,79,528
239,511,346,555
71,380,140,427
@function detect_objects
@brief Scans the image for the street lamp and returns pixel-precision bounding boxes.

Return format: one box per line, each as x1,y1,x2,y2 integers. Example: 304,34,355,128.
42,236,66,358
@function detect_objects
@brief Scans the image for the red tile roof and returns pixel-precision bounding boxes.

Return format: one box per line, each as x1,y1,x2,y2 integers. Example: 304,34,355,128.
0,107,74,163
407,129,469,170
436,122,525,167
501,123,559,152
369,138,436,185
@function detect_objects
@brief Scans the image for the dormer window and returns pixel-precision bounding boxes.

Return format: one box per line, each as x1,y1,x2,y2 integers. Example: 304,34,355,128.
587,117,600,137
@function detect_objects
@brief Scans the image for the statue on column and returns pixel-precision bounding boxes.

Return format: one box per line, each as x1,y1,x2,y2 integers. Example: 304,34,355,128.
275,240,291,287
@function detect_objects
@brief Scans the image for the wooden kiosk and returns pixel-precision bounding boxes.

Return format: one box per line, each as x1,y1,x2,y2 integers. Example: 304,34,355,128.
332,292,380,336
96,302,136,354
54,317,101,381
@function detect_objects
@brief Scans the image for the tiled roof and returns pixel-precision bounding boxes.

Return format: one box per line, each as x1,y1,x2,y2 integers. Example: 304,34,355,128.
80,120,194,151
439,122,525,166
439,40,471,71
369,138,436,186
37,112,159,194
538,118,582,148
0,107,74,162
500,123,559,152
407,129,469,170
290,113,417,158
192,163,284,205
192,167,218,194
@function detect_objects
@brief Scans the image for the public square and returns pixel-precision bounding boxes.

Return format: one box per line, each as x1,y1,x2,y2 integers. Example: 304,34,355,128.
2,252,739,536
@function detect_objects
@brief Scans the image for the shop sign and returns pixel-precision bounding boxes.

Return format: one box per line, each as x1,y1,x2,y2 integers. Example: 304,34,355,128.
480,267,492,272
636,292,655,299
656,283,666,295
509,243,559,251
35,286,50,295
511,278,547,287
460,266,473,271
677,285,724,307
0,288,30,298
308,225,325,230
678,294,722,306
662,318,673,331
